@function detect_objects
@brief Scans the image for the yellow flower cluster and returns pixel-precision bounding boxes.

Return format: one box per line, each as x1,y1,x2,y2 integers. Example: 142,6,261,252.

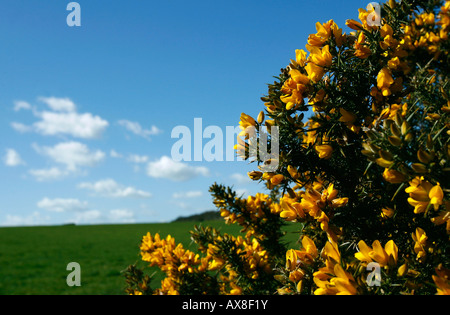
217,192,281,239
404,176,449,234
280,181,348,241
138,226,275,295
313,241,358,295
280,20,341,111
433,265,450,295
140,232,204,294
284,236,318,293
206,235,273,294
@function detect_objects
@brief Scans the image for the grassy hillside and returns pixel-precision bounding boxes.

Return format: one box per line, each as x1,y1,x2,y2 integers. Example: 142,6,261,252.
172,210,222,222
0,220,300,295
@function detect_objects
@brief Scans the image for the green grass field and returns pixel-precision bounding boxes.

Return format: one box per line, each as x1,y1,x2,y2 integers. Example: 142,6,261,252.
0,221,301,295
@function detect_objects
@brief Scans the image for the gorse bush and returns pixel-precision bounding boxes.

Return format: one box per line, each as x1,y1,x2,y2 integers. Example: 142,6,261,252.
125,0,449,295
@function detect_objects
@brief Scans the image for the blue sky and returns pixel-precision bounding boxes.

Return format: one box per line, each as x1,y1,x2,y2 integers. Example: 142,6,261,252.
0,0,367,226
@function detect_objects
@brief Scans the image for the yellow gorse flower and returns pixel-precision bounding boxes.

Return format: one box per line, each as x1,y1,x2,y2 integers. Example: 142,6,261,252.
280,196,306,221
377,67,395,96
354,31,372,59
304,63,322,83
382,168,407,184
293,49,307,67
238,112,256,137
307,20,344,48
405,177,444,213
307,45,333,68
280,69,310,110
380,24,398,50
355,239,398,267
431,201,450,234
315,144,333,159
433,265,450,295
298,183,348,233
313,241,359,295
412,227,428,261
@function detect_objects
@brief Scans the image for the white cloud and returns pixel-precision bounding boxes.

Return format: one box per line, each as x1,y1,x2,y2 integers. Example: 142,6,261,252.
4,149,25,167
33,141,105,172
78,178,152,198
12,97,109,139
118,120,162,139
10,122,32,133
69,210,102,224
34,111,108,139
110,150,123,158
13,100,32,112
108,209,135,223
127,154,149,164
28,167,69,182
235,188,250,197
2,212,50,227
146,156,210,181
37,197,89,213
172,191,203,199
67,209,136,224
39,97,77,112
230,173,251,184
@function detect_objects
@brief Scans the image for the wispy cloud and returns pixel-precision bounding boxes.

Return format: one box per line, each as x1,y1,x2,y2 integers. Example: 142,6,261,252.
230,173,251,184
127,154,149,164
37,197,89,213
2,212,50,227
118,120,162,140
172,190,203,199
38,97,77,112
13,100,32,112
110,150,123,158
28,167,70,182
78,178,152,198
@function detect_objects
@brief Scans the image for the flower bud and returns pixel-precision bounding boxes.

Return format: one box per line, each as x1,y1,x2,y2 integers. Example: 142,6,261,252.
365,129,378,140
394,111,403,127
388,135,402,146
270,174,285,186
248,171,263,180
401,121,410,135
287,165,299,179
398,263,408,277
390,123,401,137
376,157,394,168
411,163,428,173
257,111,265,124
383,168,407,183
426,134,433,150
405,132,414,142
379,150,394,161
417,149,434,164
